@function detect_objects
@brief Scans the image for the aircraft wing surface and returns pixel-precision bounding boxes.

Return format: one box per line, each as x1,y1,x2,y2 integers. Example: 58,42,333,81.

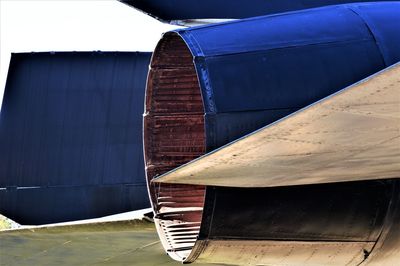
119,0,400,25
0,210,218,266
154,62,400,188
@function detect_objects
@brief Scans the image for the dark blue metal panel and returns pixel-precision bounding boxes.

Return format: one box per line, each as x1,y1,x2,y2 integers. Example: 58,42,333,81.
191,179,398,264
174,2,400,150
120,0,400,24
350,4,400,65
0,52,151,224
201,180,393,242
0,184,149,225
181,6,373,57
205,109,297,151
202,42,383,113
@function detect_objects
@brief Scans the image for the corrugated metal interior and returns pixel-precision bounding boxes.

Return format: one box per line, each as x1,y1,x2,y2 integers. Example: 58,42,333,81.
144,35,206,260
145,35,205,179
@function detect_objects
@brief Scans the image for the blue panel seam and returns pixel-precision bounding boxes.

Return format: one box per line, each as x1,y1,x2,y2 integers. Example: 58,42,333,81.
347,7,388,66
201,38,374,58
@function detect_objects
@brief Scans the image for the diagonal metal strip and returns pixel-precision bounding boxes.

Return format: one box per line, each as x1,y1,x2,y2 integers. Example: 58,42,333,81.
153,62,400,188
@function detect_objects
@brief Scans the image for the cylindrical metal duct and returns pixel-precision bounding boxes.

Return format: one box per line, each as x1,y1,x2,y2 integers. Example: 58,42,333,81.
143,2,400,264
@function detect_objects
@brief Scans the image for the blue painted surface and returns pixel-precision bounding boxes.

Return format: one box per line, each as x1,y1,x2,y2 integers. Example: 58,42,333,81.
0,52,151,224
173,2,400,150
120,0,400,23
1,2,399,225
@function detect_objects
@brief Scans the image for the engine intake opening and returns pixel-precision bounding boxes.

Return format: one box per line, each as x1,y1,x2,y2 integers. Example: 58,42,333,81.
144,32,206,261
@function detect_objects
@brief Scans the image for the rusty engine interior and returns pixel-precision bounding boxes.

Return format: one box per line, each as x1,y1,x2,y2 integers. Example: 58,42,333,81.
144,33,206,260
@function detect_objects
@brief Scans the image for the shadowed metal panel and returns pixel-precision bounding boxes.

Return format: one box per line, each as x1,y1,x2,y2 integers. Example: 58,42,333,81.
0,52,151,224
186,180,400,265
364,182,400,265
200,182,391,242
119,0,400,25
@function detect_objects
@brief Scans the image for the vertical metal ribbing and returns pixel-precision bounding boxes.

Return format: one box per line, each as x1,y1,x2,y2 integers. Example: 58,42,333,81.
144,32,207,261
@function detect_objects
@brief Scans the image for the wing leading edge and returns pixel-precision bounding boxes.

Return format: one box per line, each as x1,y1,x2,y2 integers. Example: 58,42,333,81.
154,62,400,188
119,0,400,25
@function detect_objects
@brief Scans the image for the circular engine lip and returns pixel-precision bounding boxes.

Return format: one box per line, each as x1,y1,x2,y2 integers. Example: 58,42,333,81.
144,32,207,262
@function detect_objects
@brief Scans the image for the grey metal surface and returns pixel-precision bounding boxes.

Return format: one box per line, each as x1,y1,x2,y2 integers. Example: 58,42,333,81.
0,214,218,266
154,62,400,188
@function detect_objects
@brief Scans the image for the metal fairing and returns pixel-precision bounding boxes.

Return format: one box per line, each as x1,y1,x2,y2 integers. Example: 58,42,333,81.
178,2,400,152
187,180,400,265
0,52,152,225
119,0,400,25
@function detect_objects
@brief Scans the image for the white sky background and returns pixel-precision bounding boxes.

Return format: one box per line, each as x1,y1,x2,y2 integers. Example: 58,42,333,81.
0,0,180,109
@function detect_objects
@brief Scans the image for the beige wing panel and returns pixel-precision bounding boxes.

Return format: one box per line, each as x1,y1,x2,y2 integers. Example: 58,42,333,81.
195,240,374,266
154,62,400,187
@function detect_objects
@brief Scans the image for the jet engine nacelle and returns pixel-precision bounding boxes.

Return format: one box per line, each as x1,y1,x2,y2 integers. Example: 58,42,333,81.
144,3,400,264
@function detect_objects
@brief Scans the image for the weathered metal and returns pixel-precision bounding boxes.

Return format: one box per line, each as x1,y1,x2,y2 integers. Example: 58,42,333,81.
0,52,151,225
144,37,207,261
0,210,220,266
155,62,400,187
143,2,400,263
189,180,398,265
